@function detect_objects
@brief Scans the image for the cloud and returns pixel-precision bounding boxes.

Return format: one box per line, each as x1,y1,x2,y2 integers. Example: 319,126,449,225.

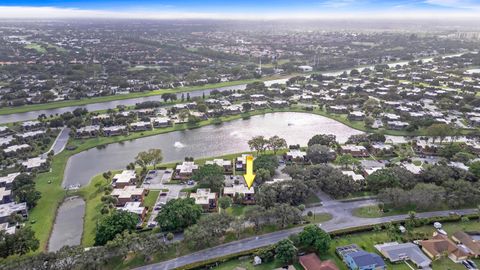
321,0,357,8
1,5,480,20
424,0,480,9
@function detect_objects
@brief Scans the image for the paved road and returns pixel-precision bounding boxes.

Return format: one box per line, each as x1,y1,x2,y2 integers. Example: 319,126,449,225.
49,127,70,155
136,196,477,270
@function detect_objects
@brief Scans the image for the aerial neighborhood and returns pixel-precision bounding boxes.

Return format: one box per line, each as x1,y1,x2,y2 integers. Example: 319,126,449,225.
0,19,480,270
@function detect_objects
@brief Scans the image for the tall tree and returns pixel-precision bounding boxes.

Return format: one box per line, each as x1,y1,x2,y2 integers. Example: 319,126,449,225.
268,135,287,154
155,198,202,232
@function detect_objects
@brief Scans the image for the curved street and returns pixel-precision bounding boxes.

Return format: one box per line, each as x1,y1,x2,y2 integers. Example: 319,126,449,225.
135,191,477,270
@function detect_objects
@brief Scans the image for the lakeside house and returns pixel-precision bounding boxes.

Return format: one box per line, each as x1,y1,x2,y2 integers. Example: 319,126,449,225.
112,170,137,188
75,125,101,138
118,201,147,221
103,125,128,137
340,145,369,157
174,161,199,180
111,186,146,207
205,159,233,173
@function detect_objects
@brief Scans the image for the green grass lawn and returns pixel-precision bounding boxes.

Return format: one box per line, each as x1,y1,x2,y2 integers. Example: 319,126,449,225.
352,205,421,218
211,257,303,270
25,43,47,54
226,205,252,217
304,192,321,205
75,173,113,247
304,213,333,223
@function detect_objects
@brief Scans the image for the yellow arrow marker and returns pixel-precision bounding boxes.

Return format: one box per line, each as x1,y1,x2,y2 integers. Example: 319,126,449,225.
244,155,256,189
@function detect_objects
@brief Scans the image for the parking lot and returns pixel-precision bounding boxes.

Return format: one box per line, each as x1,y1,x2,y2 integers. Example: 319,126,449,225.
143,169,188,227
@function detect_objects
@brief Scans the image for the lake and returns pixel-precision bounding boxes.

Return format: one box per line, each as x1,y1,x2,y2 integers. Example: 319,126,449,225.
63,112,365,187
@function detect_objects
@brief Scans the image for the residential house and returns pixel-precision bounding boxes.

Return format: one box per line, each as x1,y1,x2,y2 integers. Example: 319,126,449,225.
452,231,480,258
344,250,386,270
223,184,255,204
130,121,152,132
348,111,365,121
299,253,339,270
370,143,394,156
3,144,31,156
21,156,47,171
111,186,146,207
0,187,11,204
205,159,232,173
0,202,28,224
190,188,217,212
75,125,100,138
340,145,369,157
119,201,147,221
0,126,9,136
0,173,20,190
174,162,198,180
235,154,251,171
21,121,42,131
374,242,431,269
327,105,349,114
420,233,470,262
387,121,409,130
151,117,172,128
284,149,307,163
112,170,137,188
102,125,128,136
342,171,365,182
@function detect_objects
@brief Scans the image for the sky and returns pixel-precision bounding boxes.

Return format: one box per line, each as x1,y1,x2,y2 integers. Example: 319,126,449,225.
1,0,480,20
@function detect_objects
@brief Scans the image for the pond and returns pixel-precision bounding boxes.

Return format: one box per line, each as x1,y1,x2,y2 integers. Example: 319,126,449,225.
48,196,86,252
62,112,365,187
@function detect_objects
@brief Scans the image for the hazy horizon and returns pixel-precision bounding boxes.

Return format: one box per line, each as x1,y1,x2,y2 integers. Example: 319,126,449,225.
2,0,480,20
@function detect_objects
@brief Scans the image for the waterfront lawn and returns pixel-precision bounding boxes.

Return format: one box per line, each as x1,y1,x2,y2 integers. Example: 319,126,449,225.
226,205,251,216
75,173,113,247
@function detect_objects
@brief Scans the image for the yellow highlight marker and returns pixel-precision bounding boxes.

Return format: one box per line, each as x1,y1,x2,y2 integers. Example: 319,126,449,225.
244,155,256,189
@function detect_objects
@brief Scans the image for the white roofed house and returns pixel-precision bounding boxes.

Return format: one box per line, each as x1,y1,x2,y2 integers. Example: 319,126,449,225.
75,125,100,138
342,171,365,182
270,100,289,108
151,117,172,128
112,170,137,188
327,105,348,114
284,149,307,163
16,130,45,140
129,121,152,132
235,154,252,171
0,187,12,204
102,125,128,137
118,202,146,222
0,136,14,148
0,202,28,232
2,144,31,156
91,114,111,125
348,111,365,121
21,120,42,131
0,173,20,190
223,105,242,115
0,126,10,136
205,159,232,173
223,184,255,205
387,121,409,130
21,156,48,171
174,161,198,180
190,188,217,212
